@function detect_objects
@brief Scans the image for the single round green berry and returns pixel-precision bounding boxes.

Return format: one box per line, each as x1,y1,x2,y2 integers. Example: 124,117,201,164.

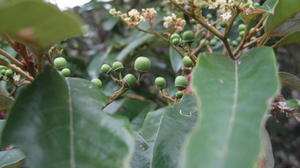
190,19,197,25
5,69,13,77
91,78,102,88
237,36,242,42
210,39,218,46
238,24,246,32
112,61,124,71
123,74,137,88
175,76,188,90
183,56,193,67
206,14,212,19
176,91,184,99
100,64,111,74
172,38,180,45
231,40,238,47
54,57,67,68
0,69,6,75
250,37,257,41
155,77,166,89
182,31,195,42
239,30,245,36
134,57,151,72
200,39,208,46
170,33,180,41
60,68,71,77
220,21,228,28
253,2,260,8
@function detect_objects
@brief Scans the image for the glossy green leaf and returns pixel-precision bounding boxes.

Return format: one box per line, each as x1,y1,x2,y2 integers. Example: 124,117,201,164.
0,0,83,48
265,0,300,34
279,72,300,91
117,33,153,61
1,67,134,168
274,31,300,47
0,86,14,111
182,47,280,168
169,47,183,73
135,95,198,168
285,99,300,109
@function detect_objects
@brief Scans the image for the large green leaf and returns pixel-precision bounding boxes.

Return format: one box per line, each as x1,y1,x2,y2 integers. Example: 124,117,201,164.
274,31,300,47
1,67,134,168
134,95,198,168
182,47,280,168
279,72,300,91
265,0,300,34
0,0,83,48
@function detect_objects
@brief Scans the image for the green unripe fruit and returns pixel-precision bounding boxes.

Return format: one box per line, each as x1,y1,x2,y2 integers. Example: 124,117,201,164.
172,38,180,45
91,78,102,88
200,39,208,46
155,77,166,89
170,33,180,41
175,76,188,90
134,57,151,72
206,14,212,19
238,24,246,32
0,65,7,70
60,68,71,77
237,36,242,42
54,57,67,68
220,21,228,28
231,40,238,47
112,61,124,71
250,37,257,41
182,31,195,42
253,2,260,8
210,39,218,46
176,91,184,99
239,30,245,36
123,74,137,88
100,64,111,74
183,56,193,67
190,19,197,25
5,69,13,77
0,69,6,75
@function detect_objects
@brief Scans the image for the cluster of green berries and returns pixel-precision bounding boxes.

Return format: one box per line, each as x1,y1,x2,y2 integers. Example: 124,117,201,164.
54,57,71,77
98,56,152,88
154,75,188,99
0,65,14,78
170,30,195,46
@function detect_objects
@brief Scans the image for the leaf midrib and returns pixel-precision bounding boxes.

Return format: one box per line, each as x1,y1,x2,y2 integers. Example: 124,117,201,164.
66,80,75,168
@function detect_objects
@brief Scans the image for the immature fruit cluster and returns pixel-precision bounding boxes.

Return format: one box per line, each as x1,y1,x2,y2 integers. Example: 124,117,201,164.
123,74,137,88
134,57,151,72
175,76,188,90
91,78,102,88
155,77,166,89
0,65,14,78
54,57,72,77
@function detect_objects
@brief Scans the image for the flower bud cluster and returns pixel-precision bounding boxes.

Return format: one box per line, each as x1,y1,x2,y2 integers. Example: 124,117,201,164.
109,8,157,27
163,14,186,32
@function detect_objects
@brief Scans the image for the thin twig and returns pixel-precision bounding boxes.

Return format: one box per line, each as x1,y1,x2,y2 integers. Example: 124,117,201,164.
0,49,24,68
